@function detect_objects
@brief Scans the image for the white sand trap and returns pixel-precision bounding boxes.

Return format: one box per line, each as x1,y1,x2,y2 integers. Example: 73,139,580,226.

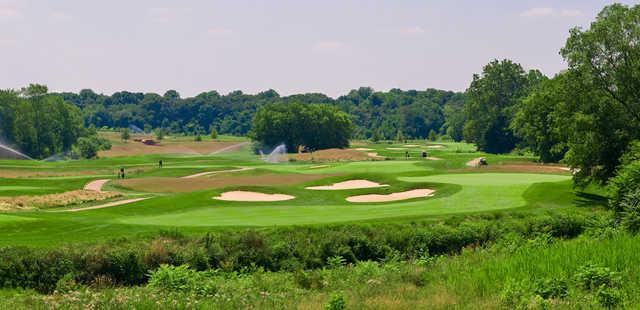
213,191,295,202
427,145,445,149
84,179,109,192
306,180,389,190
367,152,384,159
427,157,442,161
354,148,373,151
386,147,407,150
403,144,420,147
309,165,330,169
346,189,435,203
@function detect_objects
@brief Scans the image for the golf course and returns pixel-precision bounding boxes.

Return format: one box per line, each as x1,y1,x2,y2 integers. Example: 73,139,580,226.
3,2,640,308
0,133,576,246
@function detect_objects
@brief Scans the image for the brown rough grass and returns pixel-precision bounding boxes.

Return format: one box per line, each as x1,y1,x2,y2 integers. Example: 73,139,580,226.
456,162,571,174
116,173,334,193
0,169,113,178
99,140,239,157
292,148,382,162
0,190,121,211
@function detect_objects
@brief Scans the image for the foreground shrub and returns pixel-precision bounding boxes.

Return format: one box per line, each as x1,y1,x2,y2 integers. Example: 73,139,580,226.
148,264,217,295
325,292,347,310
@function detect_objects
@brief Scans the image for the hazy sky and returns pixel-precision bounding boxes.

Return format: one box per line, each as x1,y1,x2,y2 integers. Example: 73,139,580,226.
0,0,635,97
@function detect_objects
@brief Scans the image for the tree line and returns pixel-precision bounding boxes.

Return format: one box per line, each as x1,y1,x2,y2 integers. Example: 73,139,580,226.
0,85,110,159
56,88,463,141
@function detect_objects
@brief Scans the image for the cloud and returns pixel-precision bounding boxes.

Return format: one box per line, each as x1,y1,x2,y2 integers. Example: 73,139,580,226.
207,27,233,37
312,40,346,53
148,7,192,23
400,26,425,35
0,7,20,21
520,7,582,18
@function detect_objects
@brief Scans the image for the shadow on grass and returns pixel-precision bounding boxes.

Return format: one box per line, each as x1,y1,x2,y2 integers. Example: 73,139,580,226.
574,191,608,208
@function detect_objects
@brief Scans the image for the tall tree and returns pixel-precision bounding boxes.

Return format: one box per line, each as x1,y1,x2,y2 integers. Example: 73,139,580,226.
463,59,545,153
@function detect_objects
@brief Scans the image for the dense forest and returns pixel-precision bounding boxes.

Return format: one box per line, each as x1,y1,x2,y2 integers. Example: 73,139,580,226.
57,88,463,141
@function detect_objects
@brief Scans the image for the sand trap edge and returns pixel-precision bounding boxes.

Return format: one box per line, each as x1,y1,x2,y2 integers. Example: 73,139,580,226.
346,189,436,203
213,191,295,202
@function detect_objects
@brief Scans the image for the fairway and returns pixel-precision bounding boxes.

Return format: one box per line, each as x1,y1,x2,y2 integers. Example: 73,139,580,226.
0,138,580,246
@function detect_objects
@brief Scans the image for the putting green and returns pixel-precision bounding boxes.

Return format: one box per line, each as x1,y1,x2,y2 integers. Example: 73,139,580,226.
114,173,572,227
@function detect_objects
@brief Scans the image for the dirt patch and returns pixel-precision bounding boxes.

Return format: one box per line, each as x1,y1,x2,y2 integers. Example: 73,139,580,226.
292,148,382,162
466,157,484,167
346,189,435,203
456,163,571,174
306,179,389,190
0,169,112,179
367,152,385,159
99,141,241,157
0,190,121,211
117,173,333,193
181,167,253,179
61,198,149,212
213,191,294,202
84,179,110,192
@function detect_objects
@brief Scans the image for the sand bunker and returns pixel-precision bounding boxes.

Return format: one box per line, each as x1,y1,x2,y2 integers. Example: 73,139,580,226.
353,148,374,151
386,147,407,150
427,145,445,149
213,191,295,202
403,144,420,147
306,179,389,190
346,189,435,203
367,152,384,159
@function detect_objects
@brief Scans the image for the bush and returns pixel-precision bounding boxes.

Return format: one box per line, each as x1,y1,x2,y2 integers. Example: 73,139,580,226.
148,264,194,291
595,285,623,308
619,188,640,233
534,277,568,299
575,264,620,291
325,293,347,310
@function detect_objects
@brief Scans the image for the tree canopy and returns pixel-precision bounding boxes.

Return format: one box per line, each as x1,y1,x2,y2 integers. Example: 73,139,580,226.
462,59,546,153
0,86,85,159
249,102,353,152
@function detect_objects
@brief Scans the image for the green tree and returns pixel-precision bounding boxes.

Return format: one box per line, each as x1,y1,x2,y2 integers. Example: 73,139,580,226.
210,125,218,140
371,130,382,143
463,59,545,153
512,76,568,163
120,128,131,142
155,128,165,140
428,129,438,141
562,4,640,124
250,102,352,152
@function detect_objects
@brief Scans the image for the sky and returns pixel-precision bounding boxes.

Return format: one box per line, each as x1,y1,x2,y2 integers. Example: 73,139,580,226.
0,0,636,98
